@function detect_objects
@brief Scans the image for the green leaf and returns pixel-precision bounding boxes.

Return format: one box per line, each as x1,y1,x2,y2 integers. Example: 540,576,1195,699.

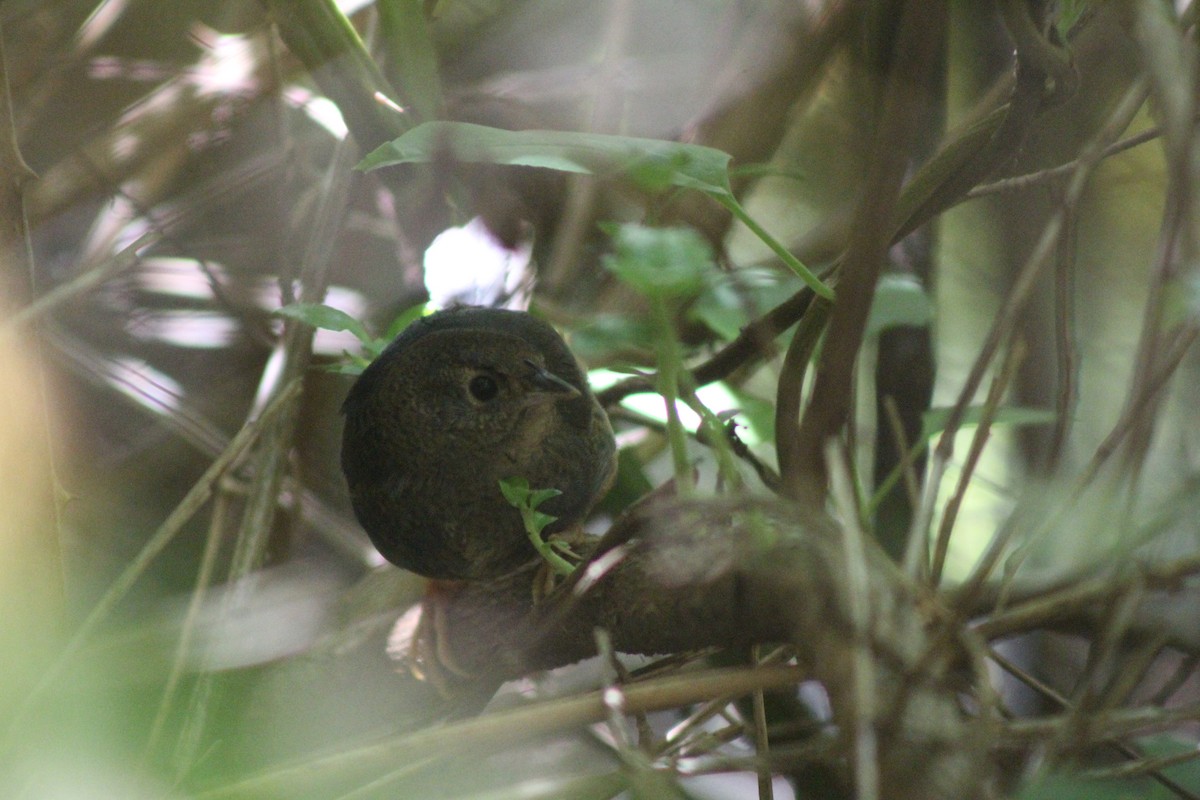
529,511,557,534
922,405,1057,439
604,224,715,299
690,277,747,341
529,487,563,507
276,303,371,342
866,274,933,336
323,361,368,376
569,315,656,364
375,0,442,124
498,476,531,505
383,302,432,340
1054,0,1092,39
358,121,733,196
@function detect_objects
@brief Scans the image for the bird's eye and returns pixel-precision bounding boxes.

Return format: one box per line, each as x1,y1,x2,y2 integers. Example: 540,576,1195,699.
468,374,500,402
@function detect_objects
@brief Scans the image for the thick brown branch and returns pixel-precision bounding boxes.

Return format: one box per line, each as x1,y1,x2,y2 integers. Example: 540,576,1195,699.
435,498,999,800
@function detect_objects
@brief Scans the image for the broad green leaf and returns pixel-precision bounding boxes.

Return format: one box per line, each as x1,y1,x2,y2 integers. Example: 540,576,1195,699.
376,0,442,124
276,303,371,342
358,121,733,196
604,224,715,299
690,278,746,341
867,273,933,336
569,314,656,364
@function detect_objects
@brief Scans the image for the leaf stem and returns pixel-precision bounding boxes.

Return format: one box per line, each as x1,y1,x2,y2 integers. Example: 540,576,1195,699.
524,511,576,576
716,194,834,300
652,300,693,495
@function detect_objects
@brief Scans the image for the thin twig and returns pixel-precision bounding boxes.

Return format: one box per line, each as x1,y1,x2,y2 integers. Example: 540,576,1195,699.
143,488,232,761
966,124,1163,200
827,441,880,800
1080,327,1199,489
1005,700,1200,745
990,647,1200,800
1149,652,1200,706
198,665,807,799
882,397,921,539
775,298,831,496
923,80,1151,604
1,229,161,335
971,550,1200,640
596,282,821,407
929,338,1025,585
750,644,775,800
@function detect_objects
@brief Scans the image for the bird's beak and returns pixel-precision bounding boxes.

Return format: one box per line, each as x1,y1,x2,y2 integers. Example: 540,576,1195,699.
522,358,580,398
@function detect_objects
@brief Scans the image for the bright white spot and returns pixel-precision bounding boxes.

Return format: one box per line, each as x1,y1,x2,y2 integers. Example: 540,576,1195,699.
188,562,341,669
138,257,226,300
109,357,182,415
602,686,625,711
110,130,139,161
682,773,796,800
589,369,750,440
423,217,532,309
337,0,375,15
285,87,349,140
128,310,239,349
190,29,257,97
74,0,131,52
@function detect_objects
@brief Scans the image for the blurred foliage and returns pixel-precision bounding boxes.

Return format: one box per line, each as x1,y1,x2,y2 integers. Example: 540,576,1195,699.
2,1,1200,798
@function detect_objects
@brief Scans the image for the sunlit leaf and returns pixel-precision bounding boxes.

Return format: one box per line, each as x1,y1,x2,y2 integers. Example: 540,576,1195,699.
383,302,432,340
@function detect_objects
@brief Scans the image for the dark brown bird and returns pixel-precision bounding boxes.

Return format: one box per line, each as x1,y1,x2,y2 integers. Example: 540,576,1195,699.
340,307,616,581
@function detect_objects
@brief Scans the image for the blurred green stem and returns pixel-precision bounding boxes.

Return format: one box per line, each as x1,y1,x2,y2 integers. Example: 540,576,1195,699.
715,193,833,300
679,385,743,491
651,300,693,495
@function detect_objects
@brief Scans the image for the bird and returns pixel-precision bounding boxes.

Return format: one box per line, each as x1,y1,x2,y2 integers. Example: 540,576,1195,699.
340,306,617,582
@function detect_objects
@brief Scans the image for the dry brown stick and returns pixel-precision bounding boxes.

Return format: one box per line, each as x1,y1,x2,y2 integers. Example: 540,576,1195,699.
596,284,820,407
989,647,1200,800
917,79,1151,610
443,498,996,799
789,1,947,495
198,664,808,799
970,550,1200,640
966,123,1164,199
1005,700,1200,744
774,297,831,492
928,337,1025,585
1046,198,1079,469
